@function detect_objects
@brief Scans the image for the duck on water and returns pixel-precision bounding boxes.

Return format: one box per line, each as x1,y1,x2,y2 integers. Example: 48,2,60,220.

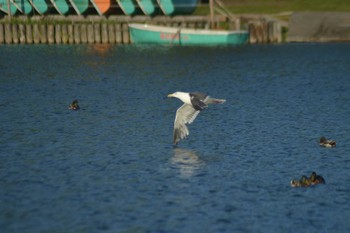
69,100,80,111
319,136,336,148
291,171,325,187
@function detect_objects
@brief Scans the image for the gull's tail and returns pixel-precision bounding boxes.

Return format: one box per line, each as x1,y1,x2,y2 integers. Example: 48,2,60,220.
205,98,226,104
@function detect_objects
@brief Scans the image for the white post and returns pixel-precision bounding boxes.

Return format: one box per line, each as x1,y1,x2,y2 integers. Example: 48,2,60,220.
209,0,214,29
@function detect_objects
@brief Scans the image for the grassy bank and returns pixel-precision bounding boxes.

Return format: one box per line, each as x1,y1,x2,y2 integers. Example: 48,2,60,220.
195,0,350,15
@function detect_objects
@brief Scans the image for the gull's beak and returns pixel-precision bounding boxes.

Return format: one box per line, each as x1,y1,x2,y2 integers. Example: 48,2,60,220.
167,93,174,98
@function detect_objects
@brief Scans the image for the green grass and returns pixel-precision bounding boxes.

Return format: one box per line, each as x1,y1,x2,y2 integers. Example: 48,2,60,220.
195,0,350,15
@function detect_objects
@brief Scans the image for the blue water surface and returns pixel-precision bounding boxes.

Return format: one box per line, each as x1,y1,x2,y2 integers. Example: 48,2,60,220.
1,43,350,233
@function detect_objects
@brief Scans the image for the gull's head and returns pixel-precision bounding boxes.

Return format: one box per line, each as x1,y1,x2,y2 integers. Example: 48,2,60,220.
168,92,177,98
167,91,188,97
167,92,190,104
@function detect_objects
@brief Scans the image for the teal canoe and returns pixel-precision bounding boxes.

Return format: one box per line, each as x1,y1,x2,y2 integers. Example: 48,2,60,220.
50,0,69,14
12,0,33,14
69,0,89,15
157,0,198,15
0,0,17,14
29,0,49,14
136,0,159,15
128,23,249,46
116,0,140,15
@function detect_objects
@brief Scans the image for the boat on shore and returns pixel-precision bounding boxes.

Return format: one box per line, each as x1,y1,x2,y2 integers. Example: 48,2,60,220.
128,23,249,46
0,0,18,15
90,0,110,15
116,0,140,15
28,0,49,14
11,0,33,14
136,0,158,16
129,0,248,46
69,0,89,15
50,0,70,15
157,0,198,16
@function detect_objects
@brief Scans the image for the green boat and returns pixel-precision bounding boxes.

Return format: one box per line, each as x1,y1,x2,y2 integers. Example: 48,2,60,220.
12,0,33,14
157,0,198,15
29,0,49,14
50,0,69,14
128,23,249,46
0,0,17,14
69,0,89,15
116,0,140,15
136,0,159,15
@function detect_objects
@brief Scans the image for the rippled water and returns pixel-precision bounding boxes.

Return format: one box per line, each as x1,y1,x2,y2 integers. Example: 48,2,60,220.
1,43,350,233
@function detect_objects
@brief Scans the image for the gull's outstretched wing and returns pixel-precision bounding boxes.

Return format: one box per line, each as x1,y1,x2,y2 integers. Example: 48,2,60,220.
173,104,200,145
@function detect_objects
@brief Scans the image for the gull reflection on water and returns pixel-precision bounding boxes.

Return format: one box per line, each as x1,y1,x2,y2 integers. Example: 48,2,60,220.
170,148,206,178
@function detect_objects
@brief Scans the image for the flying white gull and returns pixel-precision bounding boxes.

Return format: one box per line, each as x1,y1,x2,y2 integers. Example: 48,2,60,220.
167,91,226,145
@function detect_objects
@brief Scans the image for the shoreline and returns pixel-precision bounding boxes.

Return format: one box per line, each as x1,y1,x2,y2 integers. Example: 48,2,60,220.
0,15,282,45
1,12,349,45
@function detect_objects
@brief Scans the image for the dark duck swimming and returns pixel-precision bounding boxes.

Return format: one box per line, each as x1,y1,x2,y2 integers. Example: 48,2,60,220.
69,99,80,111
290,171,325,187
319,136,336,148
